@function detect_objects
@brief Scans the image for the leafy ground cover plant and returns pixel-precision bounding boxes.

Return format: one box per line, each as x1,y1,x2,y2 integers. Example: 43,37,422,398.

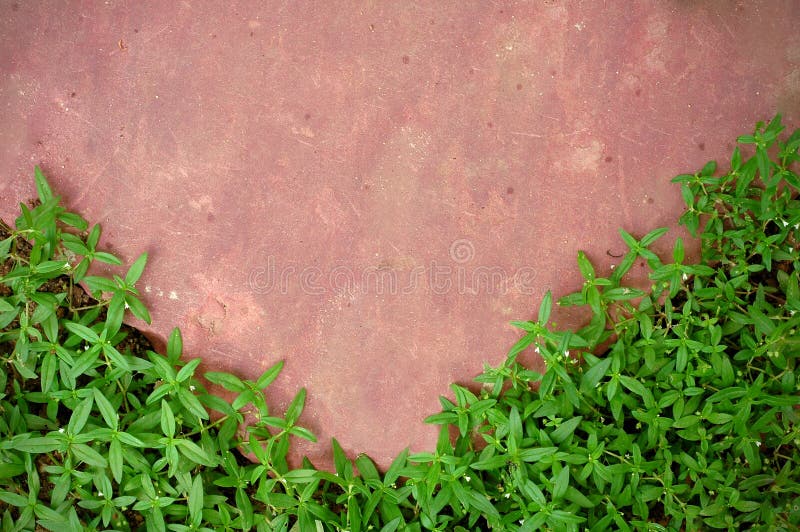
1,115,799,531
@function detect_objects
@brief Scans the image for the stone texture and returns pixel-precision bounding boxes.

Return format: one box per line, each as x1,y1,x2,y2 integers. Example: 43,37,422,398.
1,0,798,469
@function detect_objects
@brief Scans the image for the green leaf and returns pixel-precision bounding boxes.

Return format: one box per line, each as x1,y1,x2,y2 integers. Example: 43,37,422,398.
619,228,638,249
507,331,537,359
285,388,307,425
706,412,733,424
673,415,700,429
106,293,125,337
34,166,54,203
640,227,669,247
125,252,148,285
331,438,352,480
125,294,151,324
553,466,570,499
619,375,647,398
62,233,89,255
161,400,176,437
0,298,14,313
34,504,67,524
0,462,25,479
519,447,559,462
177,387,209,420
256,360,285,389
470,455,508,470
577,251,595,280
424,412,458,425
40,352,57,393
177,439,216,467
581,357,612,391
64,322,100,344
508,406,522,451
384,448,408,486
117,432,145,447
188,474,204,525
58,211,88,231
92,387,118,430
283,469,320,483
68,395,94,435
538,290,552,324
231,390,255,411
0,491,29,507
103,344,131,372
521,512,548,531
83,275,119,295
355,454,380,482
109,438,123,483
750,308,775,336
176,358,202,382
94,251,121,265
166,327,183,364
205,371,247,393
466,491,500,522
604,287,646,301
348,495,362,532
550,416,583,444
673,237,685,263
12,437,61,454
71,443,108,467
379,518,402,532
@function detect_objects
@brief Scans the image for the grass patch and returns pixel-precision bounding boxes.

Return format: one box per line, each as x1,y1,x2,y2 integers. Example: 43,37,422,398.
1,115,799,531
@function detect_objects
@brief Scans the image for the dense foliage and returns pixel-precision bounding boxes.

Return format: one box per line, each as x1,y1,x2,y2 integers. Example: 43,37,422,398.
1,115,799,531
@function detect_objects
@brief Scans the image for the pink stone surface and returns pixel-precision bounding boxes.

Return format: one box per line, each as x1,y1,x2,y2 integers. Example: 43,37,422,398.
1,1,798,469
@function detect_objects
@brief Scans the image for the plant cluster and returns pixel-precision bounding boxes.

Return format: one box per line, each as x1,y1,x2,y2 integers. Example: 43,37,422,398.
1,115,799,531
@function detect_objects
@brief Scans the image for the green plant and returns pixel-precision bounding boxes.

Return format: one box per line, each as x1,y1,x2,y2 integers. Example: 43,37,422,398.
1,115,799,531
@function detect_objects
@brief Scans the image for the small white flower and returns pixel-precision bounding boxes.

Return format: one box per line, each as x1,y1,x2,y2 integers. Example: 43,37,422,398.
124,302,130,310
189,385,196,392
610,264,616,270
464,475,471,482
98,491,103,497
681,273,689,281
58,428,65,433
756,441,762,447
564,350,570,357
781,219,790,227
504,493,511,498
534,346,540,354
